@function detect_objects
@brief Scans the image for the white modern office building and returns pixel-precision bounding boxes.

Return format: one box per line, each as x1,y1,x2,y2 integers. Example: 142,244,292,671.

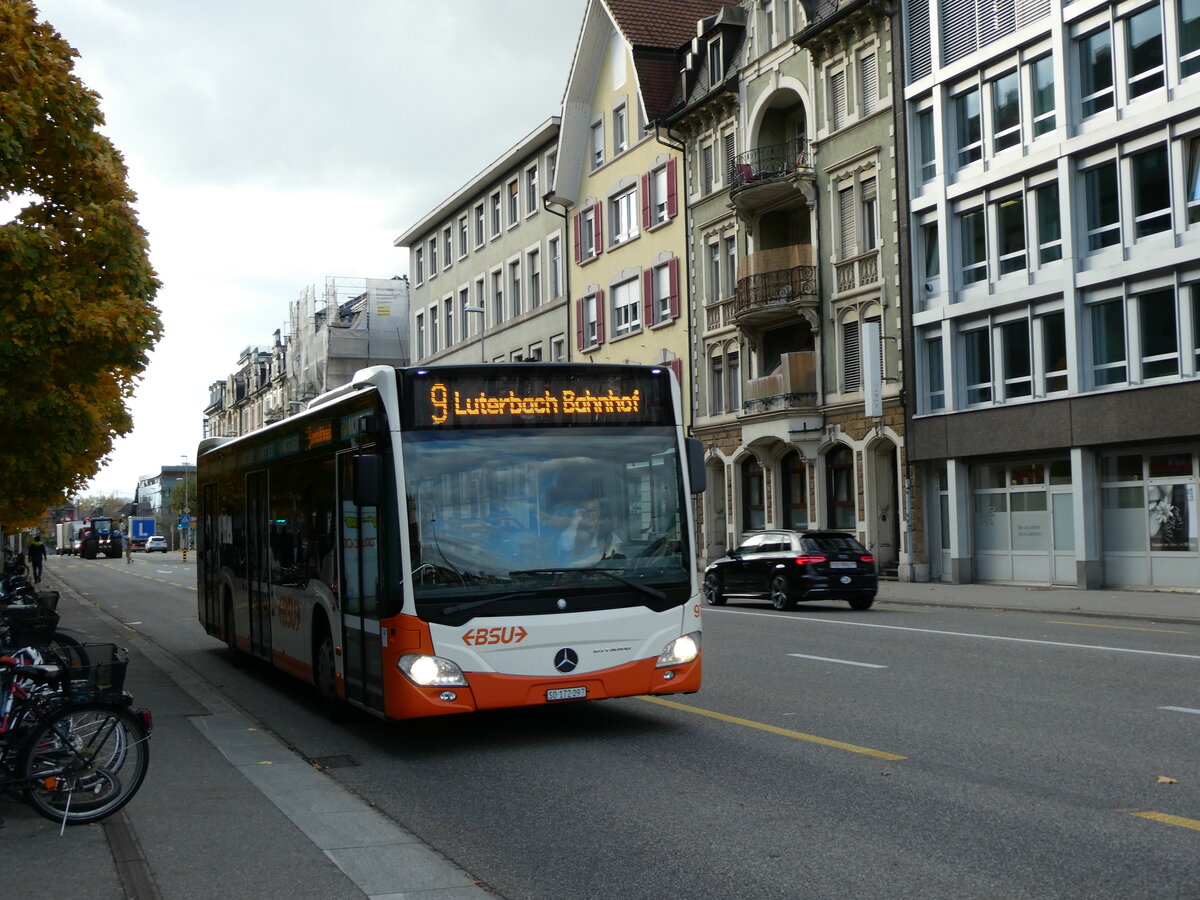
900,0,1200,589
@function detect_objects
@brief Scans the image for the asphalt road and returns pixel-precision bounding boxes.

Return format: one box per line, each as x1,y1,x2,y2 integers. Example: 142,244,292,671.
48,554,1200,899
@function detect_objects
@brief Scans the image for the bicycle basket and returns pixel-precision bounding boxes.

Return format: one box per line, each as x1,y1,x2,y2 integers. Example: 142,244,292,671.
1,602,61,643
63,644,129,702
35,590,60,613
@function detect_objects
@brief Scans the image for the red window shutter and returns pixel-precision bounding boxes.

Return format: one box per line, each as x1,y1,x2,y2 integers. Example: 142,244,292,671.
642,268,654,325
572,213,582,264
666,158,678,219
668,257,680,319
669,358,683,386
575,298,584,350
640,173,651,230
595,288,605,344
593,204,603,255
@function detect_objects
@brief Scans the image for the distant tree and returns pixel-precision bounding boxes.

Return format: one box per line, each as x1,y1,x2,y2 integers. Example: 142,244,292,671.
0,2,162,527
72,493,133,519
168,474,197,515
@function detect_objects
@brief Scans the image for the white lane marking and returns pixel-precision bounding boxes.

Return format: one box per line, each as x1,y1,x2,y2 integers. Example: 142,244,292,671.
707,608,1200,661
1159,706,1200,715
789,653,886,669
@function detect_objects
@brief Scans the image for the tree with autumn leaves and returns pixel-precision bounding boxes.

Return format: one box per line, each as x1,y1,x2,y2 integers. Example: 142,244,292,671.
0,1,162,526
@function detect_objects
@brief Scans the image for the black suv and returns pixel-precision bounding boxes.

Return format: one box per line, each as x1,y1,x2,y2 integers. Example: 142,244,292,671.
704,530,878,611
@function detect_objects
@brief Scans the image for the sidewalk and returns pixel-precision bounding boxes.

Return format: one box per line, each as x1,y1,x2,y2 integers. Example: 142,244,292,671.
878,578,1200,624
2,572,491,900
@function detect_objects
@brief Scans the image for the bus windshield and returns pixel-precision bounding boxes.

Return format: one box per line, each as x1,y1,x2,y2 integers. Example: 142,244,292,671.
402,425,691,620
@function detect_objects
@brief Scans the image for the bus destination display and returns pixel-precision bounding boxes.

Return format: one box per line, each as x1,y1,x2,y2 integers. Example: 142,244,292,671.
403,367,673,428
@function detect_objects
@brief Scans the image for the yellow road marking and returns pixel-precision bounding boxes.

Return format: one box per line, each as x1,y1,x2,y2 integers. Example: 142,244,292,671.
1130,811,1200,832
639,696,906,760
1048,620,1190,635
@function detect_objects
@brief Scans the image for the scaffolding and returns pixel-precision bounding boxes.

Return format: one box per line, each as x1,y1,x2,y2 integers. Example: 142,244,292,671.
288,276,411,401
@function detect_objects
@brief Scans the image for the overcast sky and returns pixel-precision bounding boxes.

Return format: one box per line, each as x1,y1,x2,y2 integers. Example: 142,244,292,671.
27,0,586,498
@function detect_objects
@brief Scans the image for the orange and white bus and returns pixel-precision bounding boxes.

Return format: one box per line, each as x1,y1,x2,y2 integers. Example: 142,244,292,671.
197,363,704,720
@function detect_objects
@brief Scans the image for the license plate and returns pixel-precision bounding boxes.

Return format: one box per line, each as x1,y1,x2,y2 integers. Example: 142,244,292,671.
546,686,587,702
829,561,857,569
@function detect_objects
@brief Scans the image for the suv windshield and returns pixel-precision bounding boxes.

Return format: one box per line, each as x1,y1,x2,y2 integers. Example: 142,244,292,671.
402,426,690,622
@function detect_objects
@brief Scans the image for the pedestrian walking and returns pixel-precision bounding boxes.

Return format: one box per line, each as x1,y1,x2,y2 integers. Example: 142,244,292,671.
26,534,47,583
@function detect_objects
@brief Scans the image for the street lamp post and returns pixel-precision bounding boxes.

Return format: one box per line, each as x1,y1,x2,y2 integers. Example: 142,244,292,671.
464,306,485,363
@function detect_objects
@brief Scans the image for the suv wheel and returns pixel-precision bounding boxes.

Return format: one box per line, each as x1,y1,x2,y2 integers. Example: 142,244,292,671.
770,576,796,611
704,572,726,606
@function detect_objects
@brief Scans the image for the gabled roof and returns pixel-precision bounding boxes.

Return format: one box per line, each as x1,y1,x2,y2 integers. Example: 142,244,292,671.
606,0,731,48
606,0,730,119
549,0,729,206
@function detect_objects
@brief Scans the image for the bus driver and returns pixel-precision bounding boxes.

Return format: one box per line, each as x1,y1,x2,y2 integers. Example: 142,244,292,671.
558,500,623,565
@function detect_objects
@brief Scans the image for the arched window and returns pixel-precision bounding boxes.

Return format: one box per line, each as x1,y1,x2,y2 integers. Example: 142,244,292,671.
740,456,765,530
780,451,808,530
826,444,856,529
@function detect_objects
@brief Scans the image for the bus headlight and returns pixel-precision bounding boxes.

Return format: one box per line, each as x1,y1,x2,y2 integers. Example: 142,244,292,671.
656,631,700,667
398,654,469,687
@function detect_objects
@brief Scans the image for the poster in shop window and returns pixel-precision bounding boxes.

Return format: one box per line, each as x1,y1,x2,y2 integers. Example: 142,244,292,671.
1147,484,1196,552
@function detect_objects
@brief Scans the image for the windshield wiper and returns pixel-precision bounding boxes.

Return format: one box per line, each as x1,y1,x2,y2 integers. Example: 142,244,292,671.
441,589,540,617
509,568,667,601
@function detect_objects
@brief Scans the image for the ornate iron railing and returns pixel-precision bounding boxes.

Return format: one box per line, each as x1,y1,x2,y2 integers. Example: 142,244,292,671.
729,138,814,189
734,265,818,315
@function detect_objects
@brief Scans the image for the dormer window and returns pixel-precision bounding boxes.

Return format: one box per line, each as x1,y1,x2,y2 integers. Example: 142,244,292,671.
708,36,723,83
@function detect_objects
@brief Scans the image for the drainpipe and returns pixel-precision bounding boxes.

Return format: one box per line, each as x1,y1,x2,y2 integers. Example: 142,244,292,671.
542,192,572,361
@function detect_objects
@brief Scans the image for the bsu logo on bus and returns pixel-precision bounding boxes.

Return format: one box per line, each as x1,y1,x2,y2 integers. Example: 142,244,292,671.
461,626,529,646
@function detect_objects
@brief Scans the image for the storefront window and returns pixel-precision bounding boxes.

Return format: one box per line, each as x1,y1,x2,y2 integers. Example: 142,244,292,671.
974,492,1009,550
1102,485,1147,551
1049,460,1072,485
1010,463,1045,485
1148,483,1194,551
1101,454,1142,482
973,464,1007,489
1052,493,1075,550
1149,453,1193,478
1011,492,1048,550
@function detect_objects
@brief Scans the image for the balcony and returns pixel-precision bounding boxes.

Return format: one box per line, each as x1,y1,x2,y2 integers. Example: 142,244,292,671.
734,245,818,329
729,138,814,211
739,351,818,417
834,248,880,296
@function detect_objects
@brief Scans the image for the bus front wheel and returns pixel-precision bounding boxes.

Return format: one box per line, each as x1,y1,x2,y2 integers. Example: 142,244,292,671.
314,625,345,721
224,596,241,668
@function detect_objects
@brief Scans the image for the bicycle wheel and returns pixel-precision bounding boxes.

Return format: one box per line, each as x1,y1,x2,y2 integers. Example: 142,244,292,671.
16,703,150,825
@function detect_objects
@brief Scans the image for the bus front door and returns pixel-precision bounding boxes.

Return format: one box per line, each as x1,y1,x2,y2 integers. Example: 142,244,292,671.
337,452,384,712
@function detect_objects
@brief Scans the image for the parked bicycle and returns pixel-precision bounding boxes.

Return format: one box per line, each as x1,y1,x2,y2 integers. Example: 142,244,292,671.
0,642,152,828
1,587,86,669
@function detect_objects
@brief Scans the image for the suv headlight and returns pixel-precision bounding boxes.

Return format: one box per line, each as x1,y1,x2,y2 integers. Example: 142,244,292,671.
656,631,701,667
398,654,469,687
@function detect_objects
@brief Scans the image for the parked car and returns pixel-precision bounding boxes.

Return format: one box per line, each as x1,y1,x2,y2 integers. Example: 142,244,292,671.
704,530,878,611
144,535,168,553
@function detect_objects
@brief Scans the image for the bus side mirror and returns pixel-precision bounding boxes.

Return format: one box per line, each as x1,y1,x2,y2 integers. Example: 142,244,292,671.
686,438,706,494
353,454,382,507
